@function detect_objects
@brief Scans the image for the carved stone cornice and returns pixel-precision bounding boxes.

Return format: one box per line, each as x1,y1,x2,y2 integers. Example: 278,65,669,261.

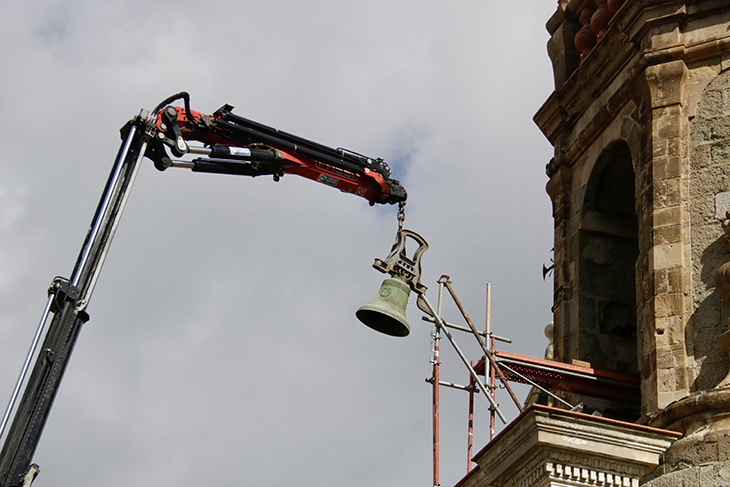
472,406,678,486
502,448,647,487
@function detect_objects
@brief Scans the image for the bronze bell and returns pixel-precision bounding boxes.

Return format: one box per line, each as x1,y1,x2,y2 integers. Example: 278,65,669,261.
356,276,411,337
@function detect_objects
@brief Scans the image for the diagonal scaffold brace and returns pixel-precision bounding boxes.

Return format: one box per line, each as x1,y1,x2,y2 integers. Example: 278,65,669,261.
416,292,509,424
441,279,524,415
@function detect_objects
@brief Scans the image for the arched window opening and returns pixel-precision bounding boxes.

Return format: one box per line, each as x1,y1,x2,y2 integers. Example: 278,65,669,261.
578,142,639,376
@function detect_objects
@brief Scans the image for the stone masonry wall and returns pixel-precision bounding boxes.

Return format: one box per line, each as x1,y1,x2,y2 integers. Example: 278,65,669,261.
534,1,730,485
537,0,730,420
689,68,730,391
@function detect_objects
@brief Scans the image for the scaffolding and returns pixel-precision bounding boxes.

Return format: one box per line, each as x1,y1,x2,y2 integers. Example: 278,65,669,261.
424,277,641,487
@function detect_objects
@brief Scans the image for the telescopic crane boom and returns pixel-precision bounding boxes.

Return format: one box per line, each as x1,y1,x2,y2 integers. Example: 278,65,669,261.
144,92,406,205
0,92,406,487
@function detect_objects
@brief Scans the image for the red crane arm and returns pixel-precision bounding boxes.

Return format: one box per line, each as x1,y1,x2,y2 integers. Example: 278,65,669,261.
146,101,406,206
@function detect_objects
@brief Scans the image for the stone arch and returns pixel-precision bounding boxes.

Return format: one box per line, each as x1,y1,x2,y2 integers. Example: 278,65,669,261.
577,141,639,375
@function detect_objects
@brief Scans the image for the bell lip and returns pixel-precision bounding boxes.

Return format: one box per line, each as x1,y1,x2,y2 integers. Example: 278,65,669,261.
356,308,410,337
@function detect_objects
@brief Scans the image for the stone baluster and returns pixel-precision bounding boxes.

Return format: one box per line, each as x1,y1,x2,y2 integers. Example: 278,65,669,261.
591,0,613,38
574,6,597,60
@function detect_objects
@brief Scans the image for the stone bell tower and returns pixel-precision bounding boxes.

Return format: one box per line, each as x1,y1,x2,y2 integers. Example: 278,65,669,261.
534,0,730,483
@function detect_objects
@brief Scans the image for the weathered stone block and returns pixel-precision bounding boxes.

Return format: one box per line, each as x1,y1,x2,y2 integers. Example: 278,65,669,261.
652,243,683,270
710,142,730,169
656,345,683,369
653,180,668,209
653,139,668,159
693,119,715,143
646,61,688,109
667,137,683,158
653,225,682,246
667,156,683,179
655,268,669,295
667,268,686,294
691,143,712,170
654,293,684,318
657,119,683,140
653,206,683,228
665,178,682,207
653,315,686,346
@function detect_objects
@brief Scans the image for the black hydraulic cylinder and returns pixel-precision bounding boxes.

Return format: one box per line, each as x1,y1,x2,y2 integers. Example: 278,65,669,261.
218,110,359,163
207,145,280,162
213,117,369,177
191,158,270,177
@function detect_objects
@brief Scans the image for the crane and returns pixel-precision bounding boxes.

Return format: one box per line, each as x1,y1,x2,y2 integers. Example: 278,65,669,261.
0,92,407,487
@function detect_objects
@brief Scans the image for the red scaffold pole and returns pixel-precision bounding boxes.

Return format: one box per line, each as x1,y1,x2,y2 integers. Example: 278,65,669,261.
467,362,475,472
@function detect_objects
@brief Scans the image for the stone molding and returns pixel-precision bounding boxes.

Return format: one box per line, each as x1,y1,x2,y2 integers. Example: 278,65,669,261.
645,387,730,430
503,450,645,487
534,0,730,171
469,406,678,487
544,461,639,487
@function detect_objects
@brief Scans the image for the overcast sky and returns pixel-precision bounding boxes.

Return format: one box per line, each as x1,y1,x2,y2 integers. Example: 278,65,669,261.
0,1,558,486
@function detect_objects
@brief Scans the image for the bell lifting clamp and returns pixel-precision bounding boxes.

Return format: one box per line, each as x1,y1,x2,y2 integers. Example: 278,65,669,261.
372,229,429,296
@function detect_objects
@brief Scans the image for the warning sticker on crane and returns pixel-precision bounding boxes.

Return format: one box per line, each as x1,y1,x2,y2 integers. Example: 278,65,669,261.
317,174,339,187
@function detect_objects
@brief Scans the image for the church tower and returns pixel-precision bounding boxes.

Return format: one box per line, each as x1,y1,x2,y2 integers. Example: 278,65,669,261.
533,0,730,483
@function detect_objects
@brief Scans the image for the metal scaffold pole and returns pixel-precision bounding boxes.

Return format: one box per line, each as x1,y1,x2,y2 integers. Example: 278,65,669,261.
487,283,496,441
431,278,445,487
